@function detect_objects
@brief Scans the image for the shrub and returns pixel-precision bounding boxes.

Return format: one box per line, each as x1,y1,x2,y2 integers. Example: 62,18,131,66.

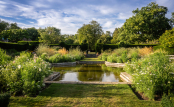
1,52,52,96
102,54,108,61
116,56,122,63
95,43,103,54
124,51,174,100
59,42,66,48
0,48,11,66
41,53,49,61
131,52,139,62
161,94,174,107
36,43,56,56
0,92,11,107
138,46,153,57
49,53,62,63
159,28,174,48
121,50,128,63
58,47,68,55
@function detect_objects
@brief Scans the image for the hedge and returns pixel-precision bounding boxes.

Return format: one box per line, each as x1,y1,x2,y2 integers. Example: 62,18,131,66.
95,43,103,53
0,42,29,51
0,93,10,107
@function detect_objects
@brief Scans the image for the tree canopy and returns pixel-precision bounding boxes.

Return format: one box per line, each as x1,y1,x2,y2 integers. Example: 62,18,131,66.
116,2,172,44
38,27,61,44
77,20,103,50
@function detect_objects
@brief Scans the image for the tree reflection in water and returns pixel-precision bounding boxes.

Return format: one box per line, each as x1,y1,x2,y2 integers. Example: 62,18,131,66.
53,64,123,82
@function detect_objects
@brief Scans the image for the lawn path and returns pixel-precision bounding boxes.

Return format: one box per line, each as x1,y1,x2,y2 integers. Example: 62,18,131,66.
9,84,161,107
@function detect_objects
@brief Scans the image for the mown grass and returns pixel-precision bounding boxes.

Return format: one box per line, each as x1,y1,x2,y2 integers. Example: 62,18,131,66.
9,84,161,107
81,58,102,61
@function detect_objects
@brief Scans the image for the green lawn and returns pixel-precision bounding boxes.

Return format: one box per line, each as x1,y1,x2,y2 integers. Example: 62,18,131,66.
81,58,102,61
9,84,161,107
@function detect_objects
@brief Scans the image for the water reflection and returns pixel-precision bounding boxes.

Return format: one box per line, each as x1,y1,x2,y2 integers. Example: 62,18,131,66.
53,64,123,82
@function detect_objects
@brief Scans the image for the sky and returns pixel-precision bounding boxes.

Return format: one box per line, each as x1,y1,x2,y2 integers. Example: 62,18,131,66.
0,0,174,34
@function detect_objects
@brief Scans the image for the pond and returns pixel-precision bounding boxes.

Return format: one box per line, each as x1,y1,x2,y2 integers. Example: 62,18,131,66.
53,64,124,82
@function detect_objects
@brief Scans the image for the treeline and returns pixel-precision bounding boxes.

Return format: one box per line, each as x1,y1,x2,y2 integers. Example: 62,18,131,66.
0,2,174,50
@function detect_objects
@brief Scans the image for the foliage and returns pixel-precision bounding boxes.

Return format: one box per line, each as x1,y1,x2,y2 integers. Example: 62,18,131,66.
1,29,28,42
0,48,11,66
100,31,112,44
0,19,9,33
0,52,52,96
95,43,103,54
159,27,174,48
0,48,11,92
161,93,174,107
111,28,119,44
0,92,11,107
25,27,40,41
124,51,174,100
38,27,61,44
138,46,153,57
58,47,68,55
59,41,66,48
35,43,57,57
116,2,171,44
38,46,84,63
0,19,20,33
153,45,174,55
77,20,103,50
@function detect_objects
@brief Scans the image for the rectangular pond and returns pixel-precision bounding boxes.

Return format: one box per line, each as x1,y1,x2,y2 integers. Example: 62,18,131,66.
53,64,124,82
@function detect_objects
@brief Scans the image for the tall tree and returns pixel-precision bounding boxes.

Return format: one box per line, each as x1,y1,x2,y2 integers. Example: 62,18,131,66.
100,31,112,44
38,27,61,44
77,20,103,50
9,23,20,29
0,19,9,33
111,28,119,44
25,27,40,40
120,2,172,44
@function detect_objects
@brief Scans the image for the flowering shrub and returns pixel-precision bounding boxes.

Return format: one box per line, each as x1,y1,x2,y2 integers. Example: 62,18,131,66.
37,45,84,63
124,51,174,100
0,48,11,67
138,46,153,57
36,43,57,56
1,52,52,96
105,48,141,63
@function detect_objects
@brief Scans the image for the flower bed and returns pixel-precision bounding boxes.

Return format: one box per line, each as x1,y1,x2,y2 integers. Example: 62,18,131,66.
0,52,52,96
124,50,174,100
36,44,85,63
98,47,152,63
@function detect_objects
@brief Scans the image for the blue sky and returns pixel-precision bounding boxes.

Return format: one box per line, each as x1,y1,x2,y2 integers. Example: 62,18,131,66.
0,0,174,34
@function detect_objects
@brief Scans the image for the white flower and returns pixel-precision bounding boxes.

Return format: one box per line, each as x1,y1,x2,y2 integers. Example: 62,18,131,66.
168,81,171,83
150,80,152,82
34,66,36,68
39,68,41,71
147,88,149,90
42,83,45,87
37,85,40,88
18,65,21,69
137,83,139,84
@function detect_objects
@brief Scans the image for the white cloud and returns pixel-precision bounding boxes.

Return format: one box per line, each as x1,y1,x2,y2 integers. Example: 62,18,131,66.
117,12,133,20
103,21,113,28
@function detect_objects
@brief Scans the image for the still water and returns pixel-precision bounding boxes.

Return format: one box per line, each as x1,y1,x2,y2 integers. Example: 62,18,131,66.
53,64,124,82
